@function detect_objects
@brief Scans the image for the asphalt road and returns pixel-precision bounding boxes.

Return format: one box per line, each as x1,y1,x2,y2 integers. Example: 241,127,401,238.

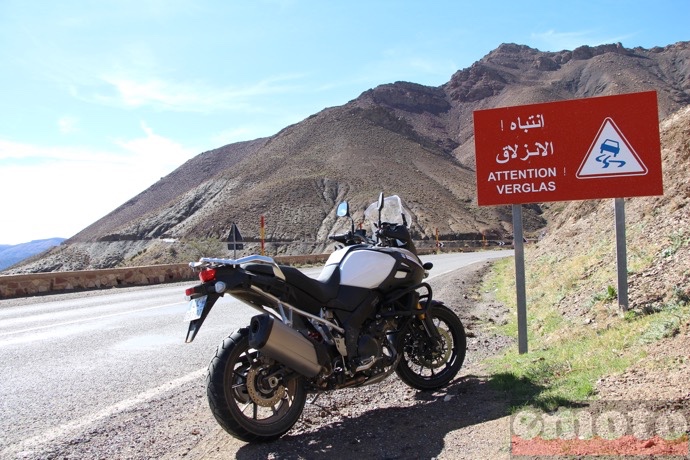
0,250,511,457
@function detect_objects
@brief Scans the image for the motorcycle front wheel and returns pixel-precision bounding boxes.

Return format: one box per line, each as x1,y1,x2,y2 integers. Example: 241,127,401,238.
395,303,466,391
206,328,307,442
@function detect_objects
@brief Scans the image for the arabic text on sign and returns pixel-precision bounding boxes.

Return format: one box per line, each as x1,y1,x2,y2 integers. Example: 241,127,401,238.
497,141,554,164
501,114,545,132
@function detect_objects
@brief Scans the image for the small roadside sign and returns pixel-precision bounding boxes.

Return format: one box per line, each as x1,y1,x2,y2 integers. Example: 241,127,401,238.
227,223,243,251
473,91,663,206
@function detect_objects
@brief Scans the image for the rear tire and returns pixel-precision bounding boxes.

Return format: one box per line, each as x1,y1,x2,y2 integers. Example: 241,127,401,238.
206,328,307,442
395,303,466,390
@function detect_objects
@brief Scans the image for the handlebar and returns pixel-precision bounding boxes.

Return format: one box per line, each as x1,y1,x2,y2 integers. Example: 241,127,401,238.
329,223,417,254
376,222,408,241
328,231,371,246
376,222,418,255
328,232,351,244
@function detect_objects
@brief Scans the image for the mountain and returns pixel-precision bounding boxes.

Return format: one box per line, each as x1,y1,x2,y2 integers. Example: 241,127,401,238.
6,41,690,273
0,238,66,271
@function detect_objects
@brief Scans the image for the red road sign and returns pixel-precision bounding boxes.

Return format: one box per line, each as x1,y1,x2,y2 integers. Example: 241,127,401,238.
473,91,663,206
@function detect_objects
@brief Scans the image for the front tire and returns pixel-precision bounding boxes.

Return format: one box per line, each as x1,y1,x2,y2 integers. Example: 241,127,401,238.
395,303,466,390
206,328,307,442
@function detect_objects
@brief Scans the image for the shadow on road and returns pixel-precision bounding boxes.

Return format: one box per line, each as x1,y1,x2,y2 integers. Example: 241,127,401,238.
234,373,547,459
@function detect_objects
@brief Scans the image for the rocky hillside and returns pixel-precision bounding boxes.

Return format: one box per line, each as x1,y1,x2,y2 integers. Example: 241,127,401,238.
8,41,690,272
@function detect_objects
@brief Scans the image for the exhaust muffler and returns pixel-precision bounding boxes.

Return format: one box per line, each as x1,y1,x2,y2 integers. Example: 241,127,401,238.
248,314,322,378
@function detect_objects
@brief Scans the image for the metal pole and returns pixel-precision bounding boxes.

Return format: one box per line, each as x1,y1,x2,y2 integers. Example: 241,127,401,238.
232,224,237,260
614,198,629,310
260,215,265,256
513,204,528,354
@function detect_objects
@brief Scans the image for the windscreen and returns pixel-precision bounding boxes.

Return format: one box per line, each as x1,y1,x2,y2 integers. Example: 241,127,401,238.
363,195,411,231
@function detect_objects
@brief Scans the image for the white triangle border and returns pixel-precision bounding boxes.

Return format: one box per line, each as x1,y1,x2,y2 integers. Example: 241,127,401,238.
576,117,648,179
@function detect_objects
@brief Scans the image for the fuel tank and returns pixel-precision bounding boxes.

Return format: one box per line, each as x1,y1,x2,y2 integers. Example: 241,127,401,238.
322,246,424,290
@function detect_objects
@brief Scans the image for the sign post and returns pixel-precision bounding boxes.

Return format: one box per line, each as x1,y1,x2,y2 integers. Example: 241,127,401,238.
614,198,629,310
473,91,663,353
226,223,244,259
260,215,265,256
512,204,528,353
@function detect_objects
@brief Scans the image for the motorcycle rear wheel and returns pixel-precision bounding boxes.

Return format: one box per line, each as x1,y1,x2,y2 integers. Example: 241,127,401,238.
206,328,307,442
395,303,466,390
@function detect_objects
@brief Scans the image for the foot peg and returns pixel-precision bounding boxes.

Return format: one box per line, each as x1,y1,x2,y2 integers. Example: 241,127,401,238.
352,356,376,372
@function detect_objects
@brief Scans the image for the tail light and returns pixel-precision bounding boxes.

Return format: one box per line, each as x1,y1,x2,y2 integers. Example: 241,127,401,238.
185,268,218,299
199,268,217,283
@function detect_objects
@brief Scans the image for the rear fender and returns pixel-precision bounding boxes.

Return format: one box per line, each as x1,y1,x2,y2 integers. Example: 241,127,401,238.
185,292,221,343
184,268,258,343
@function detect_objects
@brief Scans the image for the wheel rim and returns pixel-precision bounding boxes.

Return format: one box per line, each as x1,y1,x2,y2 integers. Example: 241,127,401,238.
410,327,453,368
246,364,286,407
404,316,458,378
225,346,302,428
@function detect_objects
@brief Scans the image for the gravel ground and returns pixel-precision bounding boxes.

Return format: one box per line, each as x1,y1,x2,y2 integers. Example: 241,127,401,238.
15,260,520,460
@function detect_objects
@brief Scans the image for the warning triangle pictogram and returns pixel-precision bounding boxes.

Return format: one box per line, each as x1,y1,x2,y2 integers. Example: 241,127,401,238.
577,117,648,179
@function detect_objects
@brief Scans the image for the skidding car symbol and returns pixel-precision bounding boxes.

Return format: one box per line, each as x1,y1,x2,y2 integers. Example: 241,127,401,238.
597,139,625,168
600,139,620,155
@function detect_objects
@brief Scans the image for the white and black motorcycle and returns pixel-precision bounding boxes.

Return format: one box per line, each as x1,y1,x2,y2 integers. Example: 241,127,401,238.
183,194,466,442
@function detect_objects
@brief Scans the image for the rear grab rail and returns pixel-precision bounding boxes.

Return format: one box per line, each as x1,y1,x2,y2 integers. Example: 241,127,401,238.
190,255,286,281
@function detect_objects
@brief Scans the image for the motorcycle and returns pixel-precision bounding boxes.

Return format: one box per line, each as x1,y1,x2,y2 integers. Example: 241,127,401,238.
183,193,466,442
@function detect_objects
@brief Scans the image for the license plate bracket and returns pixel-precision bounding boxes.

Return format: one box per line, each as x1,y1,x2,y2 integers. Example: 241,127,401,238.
184,296,207,322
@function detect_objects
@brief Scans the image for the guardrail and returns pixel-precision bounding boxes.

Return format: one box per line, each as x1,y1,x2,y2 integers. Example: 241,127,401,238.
0,264,193,299
0,254,332,300
0,247,509,300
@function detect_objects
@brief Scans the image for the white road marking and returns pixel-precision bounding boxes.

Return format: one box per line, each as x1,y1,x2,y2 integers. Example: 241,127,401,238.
2,367,206,456
0,301,186,338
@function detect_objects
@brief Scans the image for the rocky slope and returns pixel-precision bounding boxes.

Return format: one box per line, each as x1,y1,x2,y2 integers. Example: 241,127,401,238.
7,41,690,273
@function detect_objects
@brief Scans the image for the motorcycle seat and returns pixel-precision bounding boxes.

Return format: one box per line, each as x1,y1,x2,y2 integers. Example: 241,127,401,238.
244,264,340,305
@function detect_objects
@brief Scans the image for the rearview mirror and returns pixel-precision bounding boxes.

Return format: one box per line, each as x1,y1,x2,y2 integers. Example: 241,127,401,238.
336,201,350,217
337,201,355,235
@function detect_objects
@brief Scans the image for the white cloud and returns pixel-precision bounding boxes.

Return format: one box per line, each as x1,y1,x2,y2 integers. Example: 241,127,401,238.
405,56,458,79
211,127,260,146
0,139,117,163
57,116,80,134
88,73,306,114
0,125,198,244
531,29,634,51
114,121,196,166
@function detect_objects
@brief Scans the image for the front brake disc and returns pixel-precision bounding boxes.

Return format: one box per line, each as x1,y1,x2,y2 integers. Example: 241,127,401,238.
412,328,452,368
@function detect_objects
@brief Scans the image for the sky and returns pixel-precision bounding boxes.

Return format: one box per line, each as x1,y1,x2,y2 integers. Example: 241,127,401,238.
0,0,687,245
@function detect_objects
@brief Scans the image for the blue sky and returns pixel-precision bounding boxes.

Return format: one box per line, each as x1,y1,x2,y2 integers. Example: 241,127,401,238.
0,0,687,245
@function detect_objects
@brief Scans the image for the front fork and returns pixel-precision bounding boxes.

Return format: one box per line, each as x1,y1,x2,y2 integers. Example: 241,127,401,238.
417,299,443,345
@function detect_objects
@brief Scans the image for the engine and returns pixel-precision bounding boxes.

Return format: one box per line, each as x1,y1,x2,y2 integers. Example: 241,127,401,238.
355,316,399,375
